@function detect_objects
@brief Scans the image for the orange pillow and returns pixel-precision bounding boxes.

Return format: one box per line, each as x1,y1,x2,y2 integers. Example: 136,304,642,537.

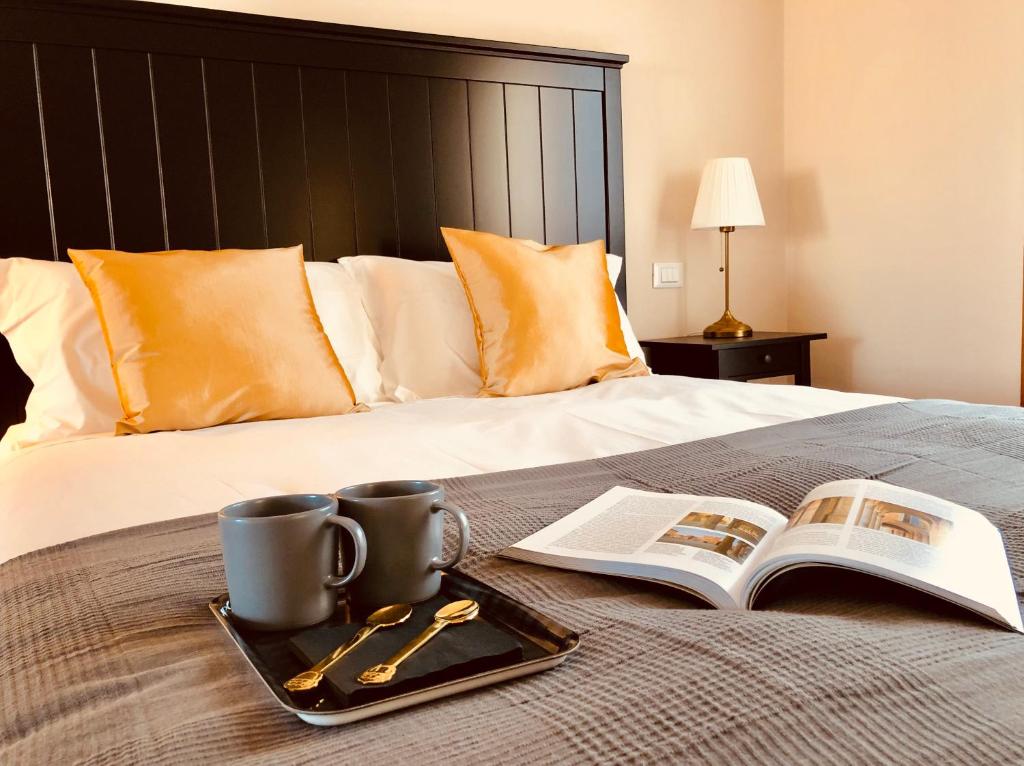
69,246,360,434
441,228,648,397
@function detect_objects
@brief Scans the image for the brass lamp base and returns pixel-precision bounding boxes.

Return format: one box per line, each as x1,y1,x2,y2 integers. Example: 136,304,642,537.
703,309,752,338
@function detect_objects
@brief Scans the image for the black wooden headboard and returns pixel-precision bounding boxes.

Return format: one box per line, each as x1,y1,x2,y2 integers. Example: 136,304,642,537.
0,0,628,434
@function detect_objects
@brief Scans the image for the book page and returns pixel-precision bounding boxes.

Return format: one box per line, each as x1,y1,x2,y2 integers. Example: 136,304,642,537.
504,486,787,607
751,479,1023,631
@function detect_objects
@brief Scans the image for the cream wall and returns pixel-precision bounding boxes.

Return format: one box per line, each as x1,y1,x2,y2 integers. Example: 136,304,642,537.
136,0,788,341
784,0,1024,404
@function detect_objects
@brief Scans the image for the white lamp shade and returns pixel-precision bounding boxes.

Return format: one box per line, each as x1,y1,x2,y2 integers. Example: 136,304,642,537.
690,157,765,229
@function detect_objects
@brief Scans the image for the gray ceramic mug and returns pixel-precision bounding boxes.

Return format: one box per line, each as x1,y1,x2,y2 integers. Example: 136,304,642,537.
334,480,470,609
218,494,367,631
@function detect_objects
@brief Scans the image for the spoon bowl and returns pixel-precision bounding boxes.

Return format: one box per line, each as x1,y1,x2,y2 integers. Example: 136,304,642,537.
366,603,415,628
435,599,480,624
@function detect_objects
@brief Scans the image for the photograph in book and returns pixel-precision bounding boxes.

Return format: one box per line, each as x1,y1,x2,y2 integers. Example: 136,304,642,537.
854,499,953,546
501,479,1024,633
788,496,855,527
656,527,755,564
677,511,768,545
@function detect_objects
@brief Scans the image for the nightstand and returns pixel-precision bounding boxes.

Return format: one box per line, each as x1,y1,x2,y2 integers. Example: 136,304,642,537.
640,331,827,385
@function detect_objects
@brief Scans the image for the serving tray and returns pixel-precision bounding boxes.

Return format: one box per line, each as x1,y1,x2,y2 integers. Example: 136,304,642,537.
209,570,580,726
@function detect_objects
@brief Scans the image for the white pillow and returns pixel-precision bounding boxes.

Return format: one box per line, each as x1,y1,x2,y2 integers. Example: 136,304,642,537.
0,258,385,452
337,256,481,402
605,254,646,362
0,258,122,451
304,262,386,404
338,253,646,402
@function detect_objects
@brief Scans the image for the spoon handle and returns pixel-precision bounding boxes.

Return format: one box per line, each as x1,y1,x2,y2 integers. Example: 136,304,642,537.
381,618,447,668
357,619,447,684
310,624,377,674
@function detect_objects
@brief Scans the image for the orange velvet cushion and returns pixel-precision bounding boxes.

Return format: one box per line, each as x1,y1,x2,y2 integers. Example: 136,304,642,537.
441,228,648,397
69,246,360,434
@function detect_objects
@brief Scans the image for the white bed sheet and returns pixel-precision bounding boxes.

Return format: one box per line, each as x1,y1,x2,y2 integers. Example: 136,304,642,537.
0,375,898,563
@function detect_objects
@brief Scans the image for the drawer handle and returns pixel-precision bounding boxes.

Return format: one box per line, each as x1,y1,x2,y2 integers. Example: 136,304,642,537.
761,354,773,364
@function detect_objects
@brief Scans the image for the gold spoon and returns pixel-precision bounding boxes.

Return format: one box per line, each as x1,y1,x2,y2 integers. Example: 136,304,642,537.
357,599,480,685
283,603,413,692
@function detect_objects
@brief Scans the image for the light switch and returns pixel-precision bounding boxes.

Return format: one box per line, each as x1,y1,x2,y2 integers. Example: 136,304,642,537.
653,262,682,289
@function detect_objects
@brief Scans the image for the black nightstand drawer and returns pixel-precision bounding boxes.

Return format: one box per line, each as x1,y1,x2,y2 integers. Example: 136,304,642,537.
639,332,826,385
717,342,799,379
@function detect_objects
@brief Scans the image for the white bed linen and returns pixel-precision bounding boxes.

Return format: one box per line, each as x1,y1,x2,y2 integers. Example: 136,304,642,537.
0,376,898,563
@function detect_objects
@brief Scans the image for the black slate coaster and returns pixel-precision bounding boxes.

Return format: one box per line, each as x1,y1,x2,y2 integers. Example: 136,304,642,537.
288,594,524,706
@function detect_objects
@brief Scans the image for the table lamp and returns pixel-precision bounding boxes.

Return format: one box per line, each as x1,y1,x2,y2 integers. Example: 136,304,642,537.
691,157,765,338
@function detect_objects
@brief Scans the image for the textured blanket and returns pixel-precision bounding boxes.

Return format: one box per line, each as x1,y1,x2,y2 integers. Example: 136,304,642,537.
2,400,1023,764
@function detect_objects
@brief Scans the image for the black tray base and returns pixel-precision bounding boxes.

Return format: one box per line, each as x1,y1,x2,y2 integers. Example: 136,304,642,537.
211,570,578,715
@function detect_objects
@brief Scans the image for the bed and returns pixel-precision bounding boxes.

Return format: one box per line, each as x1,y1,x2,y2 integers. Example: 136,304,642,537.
1,2,1022,764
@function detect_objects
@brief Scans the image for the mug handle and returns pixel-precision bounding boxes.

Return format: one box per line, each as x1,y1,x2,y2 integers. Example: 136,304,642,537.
429,501,471,571
323,516,367,589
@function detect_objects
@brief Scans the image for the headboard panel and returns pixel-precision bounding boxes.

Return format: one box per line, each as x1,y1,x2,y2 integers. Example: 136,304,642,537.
0,0,628,433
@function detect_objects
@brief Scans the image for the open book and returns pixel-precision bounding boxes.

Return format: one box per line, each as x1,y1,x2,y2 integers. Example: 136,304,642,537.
503,479,1024,632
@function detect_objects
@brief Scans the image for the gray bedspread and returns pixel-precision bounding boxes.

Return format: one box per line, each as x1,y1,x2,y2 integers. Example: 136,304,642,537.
2,400,1023,764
